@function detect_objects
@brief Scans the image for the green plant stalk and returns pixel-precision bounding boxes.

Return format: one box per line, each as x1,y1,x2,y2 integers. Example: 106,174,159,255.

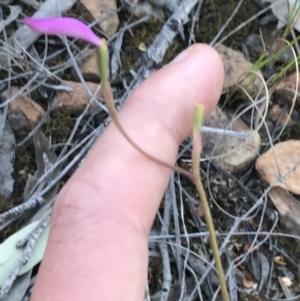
250,1,300,82
192,105,230,301
251,34,300,72
97,42,194,179
242,35,300,90
251,11,300,73
282,0,300,38
271,54,300,83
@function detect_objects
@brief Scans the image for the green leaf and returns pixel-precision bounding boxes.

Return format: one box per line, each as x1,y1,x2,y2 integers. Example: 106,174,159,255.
0,221,50,287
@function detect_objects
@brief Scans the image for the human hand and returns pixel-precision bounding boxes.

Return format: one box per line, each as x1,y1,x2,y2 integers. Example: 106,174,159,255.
30,44,224,301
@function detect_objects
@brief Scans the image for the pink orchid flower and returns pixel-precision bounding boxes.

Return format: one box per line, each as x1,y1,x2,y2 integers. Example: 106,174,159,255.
24,16,109,80
23,17,101,46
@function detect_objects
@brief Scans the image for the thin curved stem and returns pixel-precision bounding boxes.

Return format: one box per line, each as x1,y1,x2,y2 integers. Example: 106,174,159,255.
101,80,193,179
192,105,230,301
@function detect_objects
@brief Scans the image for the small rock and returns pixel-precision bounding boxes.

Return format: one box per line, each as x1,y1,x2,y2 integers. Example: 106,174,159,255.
79,0,119,37
215,44,264,99
268,186,300,246
268,104,293,125
1,87,44,131
202,107,261,173
127,0,165,19
275,72,300,106
244,34,265,55
81,51,100,82
256,140,300,194
55,81,102,114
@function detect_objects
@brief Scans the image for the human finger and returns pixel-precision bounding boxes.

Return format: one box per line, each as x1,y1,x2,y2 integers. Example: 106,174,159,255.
31,44,224,301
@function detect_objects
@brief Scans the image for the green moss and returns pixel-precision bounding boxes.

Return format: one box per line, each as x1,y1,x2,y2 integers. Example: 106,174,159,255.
195,0,261,48
41,111,74,145
114,0,263,78
118,10,165,73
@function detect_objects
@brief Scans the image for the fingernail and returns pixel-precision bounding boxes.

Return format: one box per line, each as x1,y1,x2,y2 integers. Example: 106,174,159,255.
170,47,193,64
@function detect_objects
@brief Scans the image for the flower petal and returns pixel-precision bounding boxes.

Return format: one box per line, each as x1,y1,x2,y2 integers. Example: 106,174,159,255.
24,17,101,46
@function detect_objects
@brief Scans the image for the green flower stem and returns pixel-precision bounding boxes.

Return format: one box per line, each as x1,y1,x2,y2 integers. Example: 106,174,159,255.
192,105,230,301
